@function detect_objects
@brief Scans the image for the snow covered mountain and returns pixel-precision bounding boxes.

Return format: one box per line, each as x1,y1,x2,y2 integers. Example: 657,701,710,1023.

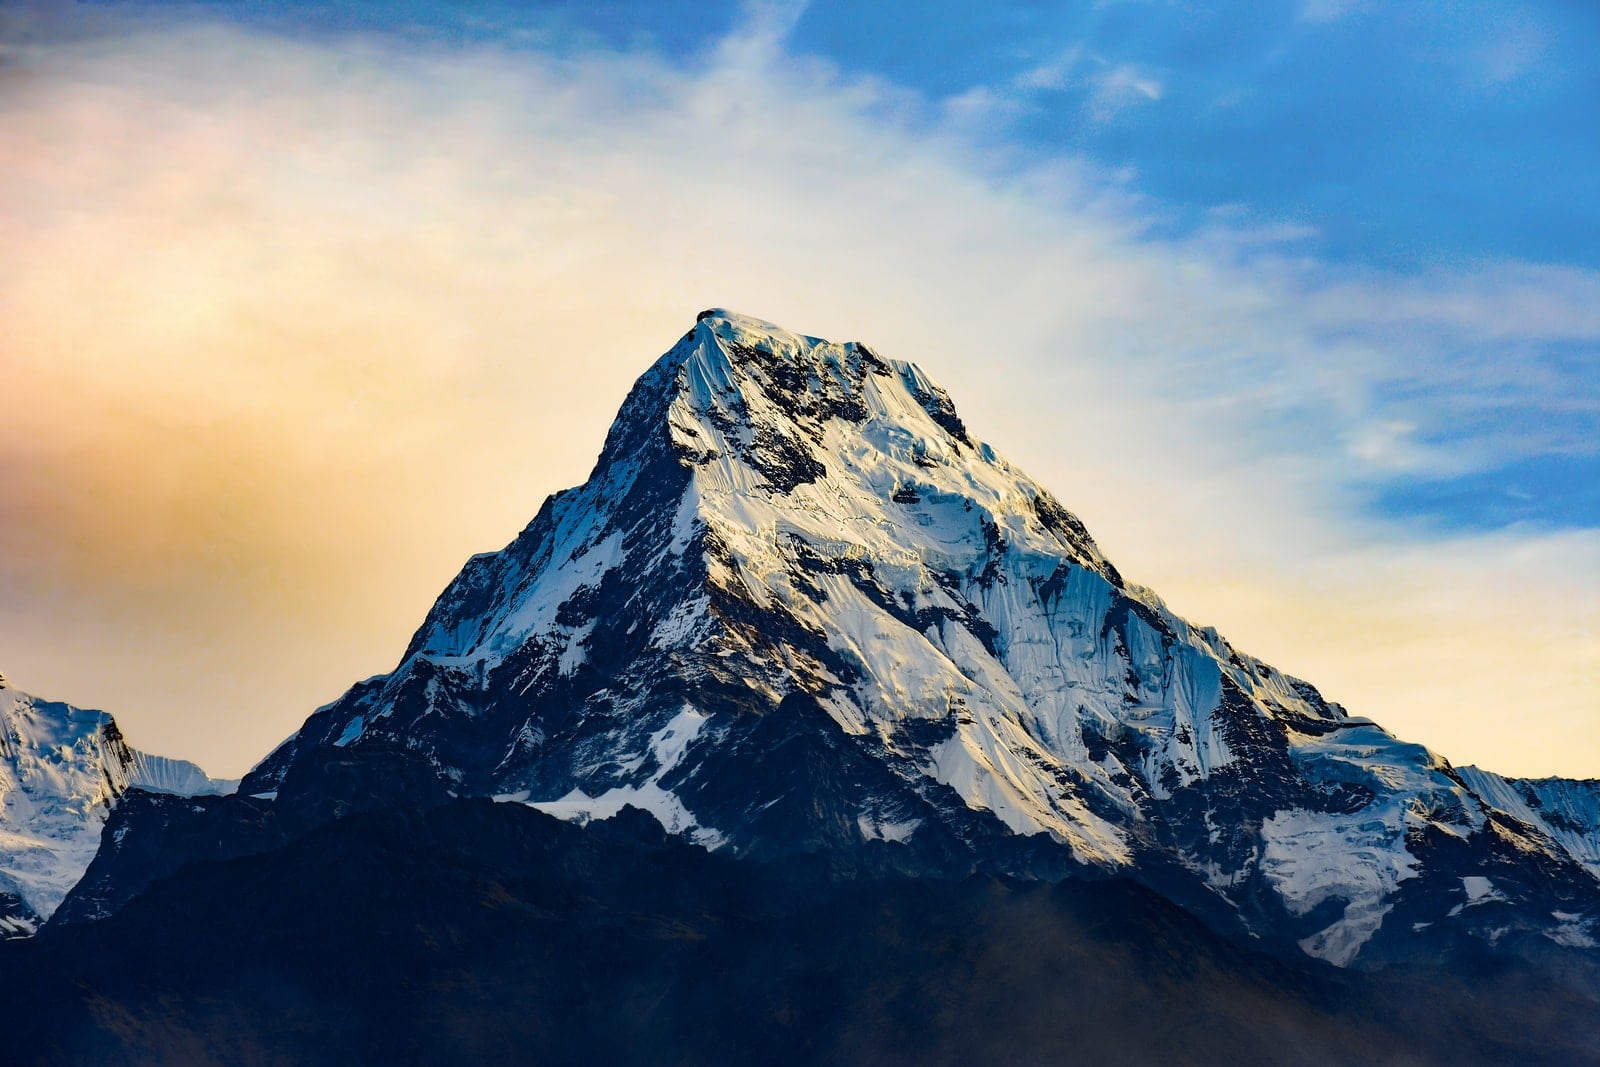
0,673,236,936
73,311,1600,969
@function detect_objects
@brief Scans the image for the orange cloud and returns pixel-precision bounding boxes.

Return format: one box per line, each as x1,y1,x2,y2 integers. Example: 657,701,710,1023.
2,11,1595,778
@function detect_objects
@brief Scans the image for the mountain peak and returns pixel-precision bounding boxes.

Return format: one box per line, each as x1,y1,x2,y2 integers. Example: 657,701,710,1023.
693,306,814,343
676,308,966,442
227,312,1600,969
690,308,840,356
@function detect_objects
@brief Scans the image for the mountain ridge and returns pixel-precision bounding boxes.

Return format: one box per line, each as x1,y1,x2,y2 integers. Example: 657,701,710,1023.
14,796,1600,1066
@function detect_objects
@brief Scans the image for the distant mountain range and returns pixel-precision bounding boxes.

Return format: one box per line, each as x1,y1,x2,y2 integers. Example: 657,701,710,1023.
4,311,1598,1062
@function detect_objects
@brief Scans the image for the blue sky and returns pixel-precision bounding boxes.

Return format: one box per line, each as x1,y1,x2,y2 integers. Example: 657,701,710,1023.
802,1,1600,266
3,0,1596,775
185,0,1600,536
795,0,1600,537
207,0,1600,264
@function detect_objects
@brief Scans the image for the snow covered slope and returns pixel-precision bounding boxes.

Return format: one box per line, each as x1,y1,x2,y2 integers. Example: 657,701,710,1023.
218,311,1600,967
1457,767,1600,880
0,674,235,936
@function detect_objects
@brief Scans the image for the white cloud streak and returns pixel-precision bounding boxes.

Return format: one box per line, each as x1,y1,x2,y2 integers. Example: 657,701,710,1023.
1297,0,1366,24
1008,47,1165,124
1,8,1596,777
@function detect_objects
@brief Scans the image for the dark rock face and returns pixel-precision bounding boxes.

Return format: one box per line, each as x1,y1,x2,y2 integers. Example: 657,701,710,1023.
57,311,1600,978
55,743,454,927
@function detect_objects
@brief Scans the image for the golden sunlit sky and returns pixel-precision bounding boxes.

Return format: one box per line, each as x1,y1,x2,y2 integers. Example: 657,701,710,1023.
2,1,1596,780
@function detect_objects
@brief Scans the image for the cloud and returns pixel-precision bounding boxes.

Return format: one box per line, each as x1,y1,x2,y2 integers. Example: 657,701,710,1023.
1015,45,1086,92
1007,47,1164,125
1471,13,1547,88
1297,0,1365,24
1307,263,1600,342
1,6,1594,778
942,84,1021,126
1085,63,1164,121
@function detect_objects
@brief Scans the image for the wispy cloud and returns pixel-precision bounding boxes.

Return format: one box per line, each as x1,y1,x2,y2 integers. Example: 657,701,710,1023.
1003,46,1165,125
1297,0,1365,24
1085,62,1164,121
1,5,1594,777
1471,13,1547,87
1015,45,1086,92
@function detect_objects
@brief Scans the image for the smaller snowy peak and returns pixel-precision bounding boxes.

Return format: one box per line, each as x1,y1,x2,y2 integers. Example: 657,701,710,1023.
126,748,239,798
1457,766,1600,881
0,677,235,934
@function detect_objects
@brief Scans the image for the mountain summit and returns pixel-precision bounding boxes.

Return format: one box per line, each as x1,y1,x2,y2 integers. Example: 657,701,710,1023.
73,312,1600,969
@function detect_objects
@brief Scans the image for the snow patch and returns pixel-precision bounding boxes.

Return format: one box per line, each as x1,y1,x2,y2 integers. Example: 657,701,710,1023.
1261,806,1419,966
491,531,627,654
525,707,725,849
1548,922,1597,949
0,915,37,936
650,596,710,651
333,716,365,748
857,812,921,843
557,620,596,677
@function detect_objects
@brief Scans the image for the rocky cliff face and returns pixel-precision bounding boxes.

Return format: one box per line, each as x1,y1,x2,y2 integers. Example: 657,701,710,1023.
61,312,1600,969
